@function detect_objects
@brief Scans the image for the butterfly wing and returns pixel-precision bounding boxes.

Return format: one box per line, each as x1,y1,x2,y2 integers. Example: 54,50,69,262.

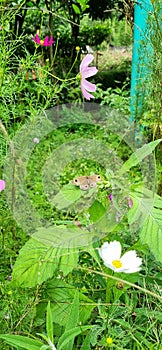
72,176,89,190
88,174,101,188
72,175,101,191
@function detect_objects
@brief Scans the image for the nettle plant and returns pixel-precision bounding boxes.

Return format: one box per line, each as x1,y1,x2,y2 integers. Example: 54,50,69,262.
1,102,162,349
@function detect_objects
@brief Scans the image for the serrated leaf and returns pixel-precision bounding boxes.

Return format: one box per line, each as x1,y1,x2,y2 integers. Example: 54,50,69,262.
128,187,162,262
45,280,94,327
0,335,43,350
119,139,162,174
12,238,59,287
12,236,80,286
33,225,94,249
140,197,162,263
59,247,79,276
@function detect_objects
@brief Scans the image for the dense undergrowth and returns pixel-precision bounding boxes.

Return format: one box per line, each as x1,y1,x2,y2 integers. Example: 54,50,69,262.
0,1,162,350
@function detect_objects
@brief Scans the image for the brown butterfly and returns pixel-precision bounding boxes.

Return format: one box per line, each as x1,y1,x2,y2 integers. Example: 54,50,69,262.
72,174,101,191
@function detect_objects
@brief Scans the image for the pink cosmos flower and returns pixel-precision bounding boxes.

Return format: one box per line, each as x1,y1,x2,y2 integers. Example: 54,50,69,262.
32,34,54,46
79,54,98,100
0,179,6,192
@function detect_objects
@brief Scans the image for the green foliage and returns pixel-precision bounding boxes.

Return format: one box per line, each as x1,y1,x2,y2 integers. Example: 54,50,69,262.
132,0,162,141
0,2,162,350
12,237,79,287
0,299,93,350
80,20,111,49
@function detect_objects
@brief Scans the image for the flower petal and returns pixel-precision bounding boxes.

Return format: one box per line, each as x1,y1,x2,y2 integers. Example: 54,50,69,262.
99,241,122,264
0,179,6,192
120,251,142,273
43,36,49,45
32,34,40,44
81,66,98,79
81,79,96,93
81,85,95,100
80,54,94,72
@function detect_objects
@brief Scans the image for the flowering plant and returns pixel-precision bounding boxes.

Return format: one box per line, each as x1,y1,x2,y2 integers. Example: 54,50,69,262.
99,241,142,273
79,54,98,100
0,179,5,192
32,33,54,46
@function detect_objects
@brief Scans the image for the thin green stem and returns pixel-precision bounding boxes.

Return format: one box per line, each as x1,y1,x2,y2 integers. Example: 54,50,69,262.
80,267,162,302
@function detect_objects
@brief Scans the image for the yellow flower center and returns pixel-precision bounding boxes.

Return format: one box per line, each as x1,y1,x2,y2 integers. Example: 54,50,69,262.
106,337,113,345
40,40,44,45
112,259,122,268
76,46,80,51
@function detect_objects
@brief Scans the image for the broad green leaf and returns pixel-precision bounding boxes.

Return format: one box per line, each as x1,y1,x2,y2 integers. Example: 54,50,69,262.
12,238,59,287
140,195,162,263
57,326,93,350
128,186,162,262
52,183,97,211
33,225,94,249
89,200,107,222
119,139,161,174
12,237,80,287
59,247,79,276
72,4,81,14
0,335,43,350
52,184,81,210
46,301,53,343
45,280,94,326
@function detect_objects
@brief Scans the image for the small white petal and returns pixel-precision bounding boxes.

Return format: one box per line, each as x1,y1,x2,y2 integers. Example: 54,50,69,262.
99,241,122,265
120,251,142,273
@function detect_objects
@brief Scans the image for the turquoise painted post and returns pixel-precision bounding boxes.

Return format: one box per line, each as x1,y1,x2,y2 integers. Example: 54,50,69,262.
130,0,153,121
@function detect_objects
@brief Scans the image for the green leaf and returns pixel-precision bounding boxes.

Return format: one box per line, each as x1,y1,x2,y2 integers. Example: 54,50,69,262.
0,335,43,350
140,194,162,263
89,200,107,222
12,238,60,287
76,0,89,10
26,1,34,6
128,187,162,262
59,247,79,276
80,333,91,350
64,290,79,350
72,4,81,14
57,326,93,350
12,235,80,286
52,184,81,210
45,280,94,327
46,301,53,343
119,139,162,174
33,225,94,249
